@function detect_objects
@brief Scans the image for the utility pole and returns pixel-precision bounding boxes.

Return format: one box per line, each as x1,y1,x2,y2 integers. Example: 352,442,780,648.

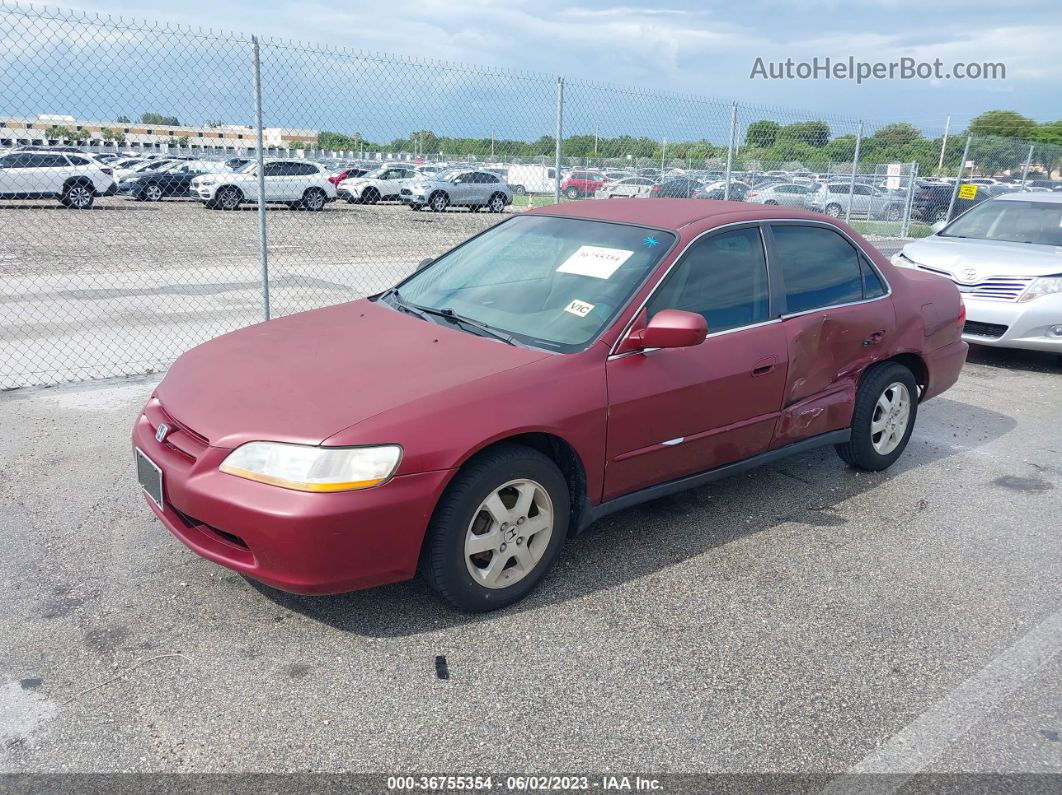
937,113,951,171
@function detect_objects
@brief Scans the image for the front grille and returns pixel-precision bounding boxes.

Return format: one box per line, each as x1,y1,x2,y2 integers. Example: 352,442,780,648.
916,265,1032,302
146,399,210,462
173,507,250,550
963,320,1008,339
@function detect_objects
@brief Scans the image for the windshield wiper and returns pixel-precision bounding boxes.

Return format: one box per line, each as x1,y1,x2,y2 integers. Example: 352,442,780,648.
414,305,518,346
381,290,517,346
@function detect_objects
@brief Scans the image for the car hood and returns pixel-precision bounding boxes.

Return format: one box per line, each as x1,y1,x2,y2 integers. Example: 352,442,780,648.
902,236,1062,277
155,299,550,449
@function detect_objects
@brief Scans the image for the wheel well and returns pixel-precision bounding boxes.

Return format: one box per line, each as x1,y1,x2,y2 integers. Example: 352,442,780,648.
466,433,588,534
217,184,243,197
875,353,928,398
62,176,93,190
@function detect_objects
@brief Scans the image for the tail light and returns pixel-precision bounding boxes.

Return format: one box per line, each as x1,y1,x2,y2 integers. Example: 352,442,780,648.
328,175,342,185
957,300,966,328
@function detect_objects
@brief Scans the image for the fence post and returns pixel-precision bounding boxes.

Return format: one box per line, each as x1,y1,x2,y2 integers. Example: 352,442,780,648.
946,135,972,223
900,160,918,238
723,102,737,200
251,35,270,322
554,76,564,204
1019,144,1034,190
845,120,863,224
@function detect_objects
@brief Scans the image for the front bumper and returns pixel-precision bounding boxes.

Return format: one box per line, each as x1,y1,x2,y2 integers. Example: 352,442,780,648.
132,402,453,595
961,296,1062,352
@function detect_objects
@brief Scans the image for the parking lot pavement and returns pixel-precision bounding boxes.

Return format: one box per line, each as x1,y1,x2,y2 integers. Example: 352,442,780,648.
0,198,909,388
1,346,1060,774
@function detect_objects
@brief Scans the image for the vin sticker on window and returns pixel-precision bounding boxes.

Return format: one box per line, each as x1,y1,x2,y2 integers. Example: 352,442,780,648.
556,245,634,279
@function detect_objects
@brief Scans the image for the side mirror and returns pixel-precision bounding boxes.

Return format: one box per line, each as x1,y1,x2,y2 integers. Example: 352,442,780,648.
416,257,434,272
931,220,947,233
619,309,707,353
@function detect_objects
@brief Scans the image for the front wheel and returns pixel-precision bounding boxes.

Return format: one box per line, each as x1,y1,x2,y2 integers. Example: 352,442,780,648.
215,186,242,211
884,204,903,221
429,192,449,213
931,207,948,223
824,203,843,218
423,444,569,612
487,193,506,213
564,186,580,200
835,363,918,471
142,183,164,202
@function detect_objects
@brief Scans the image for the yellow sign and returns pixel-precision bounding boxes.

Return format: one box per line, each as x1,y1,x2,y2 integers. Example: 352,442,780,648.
957,184,978,200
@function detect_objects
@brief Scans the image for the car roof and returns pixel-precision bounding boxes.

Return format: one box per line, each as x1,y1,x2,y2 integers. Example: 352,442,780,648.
994,192,1062,204
526,198,834,231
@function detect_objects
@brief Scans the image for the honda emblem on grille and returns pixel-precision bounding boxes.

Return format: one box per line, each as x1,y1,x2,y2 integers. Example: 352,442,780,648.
156,422,170,443
960,267,978,282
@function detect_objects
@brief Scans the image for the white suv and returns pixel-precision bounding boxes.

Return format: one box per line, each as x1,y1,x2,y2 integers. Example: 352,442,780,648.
0,150,116,209
336,164,418,204
191,158,337,211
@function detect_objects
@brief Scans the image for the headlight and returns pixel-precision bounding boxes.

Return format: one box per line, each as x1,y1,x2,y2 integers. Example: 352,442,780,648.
1019,276,1062,303
891,252,919,268
219,442,402,492
197,177,217,186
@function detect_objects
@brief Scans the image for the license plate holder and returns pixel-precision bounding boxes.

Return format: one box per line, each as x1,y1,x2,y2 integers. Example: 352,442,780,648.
135,447,164,509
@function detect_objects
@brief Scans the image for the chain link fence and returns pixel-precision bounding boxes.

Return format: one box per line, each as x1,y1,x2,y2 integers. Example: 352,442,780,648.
1,2,1059,389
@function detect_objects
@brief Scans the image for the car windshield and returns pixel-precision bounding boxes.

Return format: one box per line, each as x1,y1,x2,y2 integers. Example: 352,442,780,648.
384,215,676,352
940,200,1062,246
432,169,464,182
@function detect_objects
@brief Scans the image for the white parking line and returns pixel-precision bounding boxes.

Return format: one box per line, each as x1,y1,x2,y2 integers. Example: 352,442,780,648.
827,605,1062,794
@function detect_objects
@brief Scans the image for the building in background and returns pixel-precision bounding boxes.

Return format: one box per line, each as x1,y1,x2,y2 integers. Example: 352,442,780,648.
0,114,316,152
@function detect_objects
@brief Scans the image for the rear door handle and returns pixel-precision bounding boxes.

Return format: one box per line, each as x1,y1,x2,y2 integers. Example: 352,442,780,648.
863,330,886,346
752,355,777,376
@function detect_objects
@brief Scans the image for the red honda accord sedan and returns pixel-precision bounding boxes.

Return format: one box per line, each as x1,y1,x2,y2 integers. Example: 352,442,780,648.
133,199,967,611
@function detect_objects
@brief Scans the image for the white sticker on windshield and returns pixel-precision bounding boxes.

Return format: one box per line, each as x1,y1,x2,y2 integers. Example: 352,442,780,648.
564,299,596,317
556,245,634,279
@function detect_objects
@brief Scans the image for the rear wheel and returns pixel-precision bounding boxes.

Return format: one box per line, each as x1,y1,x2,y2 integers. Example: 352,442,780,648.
764,199,779,205
142,183,163,202
60,182,94,209
564,186,580,200
362,187,380,205
487,193,506,213
423,444,569,612
301,187,327,211
824,203,843,217
884,204,903,221
835,363,918,471
930,207,948,223
511,184,526,196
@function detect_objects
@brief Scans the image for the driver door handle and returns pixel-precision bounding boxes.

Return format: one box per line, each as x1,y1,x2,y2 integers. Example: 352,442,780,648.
752,355,777,376
863,330,887,346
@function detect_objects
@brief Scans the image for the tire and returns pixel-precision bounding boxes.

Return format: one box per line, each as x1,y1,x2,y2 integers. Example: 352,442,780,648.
884,204,903,222
764,199,779,205
362,187,380,205
512,184,526,196
487,193,506,213
429,192,449,213
142,183,163,202
423,444,570,612
214,186,242,211
564,186,580,200
301,187,327,211
60,181,94,210
409,203,422,211
824,203,843,218
835,362,918,472
930,207,948,223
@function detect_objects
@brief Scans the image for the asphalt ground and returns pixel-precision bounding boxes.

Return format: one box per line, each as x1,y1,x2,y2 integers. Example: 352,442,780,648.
0,197,907,389
0,344,1059,777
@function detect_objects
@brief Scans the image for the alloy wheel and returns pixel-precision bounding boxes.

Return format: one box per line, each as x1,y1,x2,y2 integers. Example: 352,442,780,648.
464,479,554,589
67,185,93,208
871,382,911,455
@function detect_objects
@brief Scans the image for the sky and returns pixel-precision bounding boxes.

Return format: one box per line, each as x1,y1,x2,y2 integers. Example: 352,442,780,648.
3,0,1060,142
